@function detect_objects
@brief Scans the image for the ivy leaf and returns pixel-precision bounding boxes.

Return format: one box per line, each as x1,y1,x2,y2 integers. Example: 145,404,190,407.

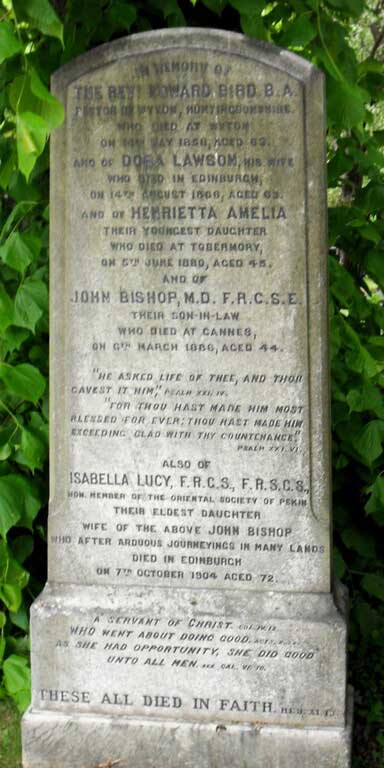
0,150,16,189
14,0,63,43
10,603,29,631
362,574,384,601
343,321,382,378
355,421,383,465
347,385,384,419
20,426,47,471
365,475,384,523
279,15,317,48
13,475,42,530
230,0,264,11
327,78,368,130
14,277,48,331
0,201,37,241
0,284,14,333
240,14,268,39
0,540,29,612
3,654,31,713
366,250,384,287
361,183,384,214
0,232,35,274
202,0,228,10
0,585,22,613
16,111,48,180
0,22,23,65
333,546,347,579
341,528,376,559
327,0,364,16
0,476,23,538
30,68,64,130
108,2,137,31
0,362,46,403
10,534,34,564
0,424,15,461
354,602,383,640
0,327,30,355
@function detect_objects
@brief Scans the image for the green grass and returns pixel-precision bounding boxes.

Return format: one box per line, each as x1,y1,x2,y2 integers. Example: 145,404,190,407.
0,699,21,768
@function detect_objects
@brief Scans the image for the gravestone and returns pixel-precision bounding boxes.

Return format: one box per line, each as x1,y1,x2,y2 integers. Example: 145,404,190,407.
22,29,352,768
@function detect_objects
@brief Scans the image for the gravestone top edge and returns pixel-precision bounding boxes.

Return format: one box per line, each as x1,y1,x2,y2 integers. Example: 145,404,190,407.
51,28,323,92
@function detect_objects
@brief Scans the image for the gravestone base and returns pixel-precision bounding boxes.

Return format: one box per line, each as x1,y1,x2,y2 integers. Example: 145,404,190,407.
22,692,353,768
26,584,348,730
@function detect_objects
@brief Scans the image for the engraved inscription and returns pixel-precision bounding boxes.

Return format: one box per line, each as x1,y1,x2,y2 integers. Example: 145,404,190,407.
49,49,329,593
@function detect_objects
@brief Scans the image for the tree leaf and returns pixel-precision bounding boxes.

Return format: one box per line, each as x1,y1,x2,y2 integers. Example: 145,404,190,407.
0,327,30,355
341,528,376,559
333,546,347,579
30,68,64,130
108,2,137,31
230,0,264,11
242,13,269,39
0,424,15,461
10,534,34,564
327,0,364,16
279,15,317,48
16,112,47,180
0,540,29,612
0,150,16,189
354,602,383,640
14,0,63,43
10,603,29,631
327,78,368,130
20,426,47,471
362,574,384,601
3,654,31,713
0,201,37,241
202,0,228,11
365,475,384,523
14,277,48,331
347,385,384,419
0,232,34,274
0,476,23,538
0,362,46,403
0,22,23,65
355,421,383,465
0,284,14,333
13,475,42,530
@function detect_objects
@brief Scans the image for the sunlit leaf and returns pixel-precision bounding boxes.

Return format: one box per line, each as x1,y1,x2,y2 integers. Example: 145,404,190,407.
0,232,35,274
16,112,47,180
0,363,46,403
0,22,23,65
3,654,31,713
14,278,48,331
14,0,63,43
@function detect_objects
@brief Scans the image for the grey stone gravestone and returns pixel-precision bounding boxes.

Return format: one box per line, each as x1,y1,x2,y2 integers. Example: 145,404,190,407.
22,29,352,768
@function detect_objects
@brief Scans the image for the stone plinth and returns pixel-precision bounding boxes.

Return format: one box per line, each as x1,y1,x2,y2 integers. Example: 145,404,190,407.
23,694,353,768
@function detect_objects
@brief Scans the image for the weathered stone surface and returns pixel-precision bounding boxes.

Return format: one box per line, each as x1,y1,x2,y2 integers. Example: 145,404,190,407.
48,27,330,594
23,690,353,768
23,27,351,768
29,584,347,727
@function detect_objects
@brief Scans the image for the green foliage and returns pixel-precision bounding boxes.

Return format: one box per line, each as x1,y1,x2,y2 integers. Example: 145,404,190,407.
0,697,22,767
0,0,382,764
